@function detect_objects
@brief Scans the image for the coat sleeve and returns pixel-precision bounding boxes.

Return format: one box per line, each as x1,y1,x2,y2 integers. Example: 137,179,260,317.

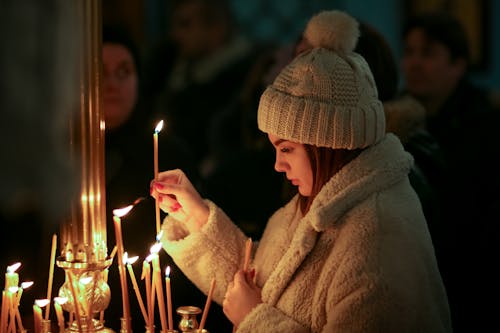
160,200,248,304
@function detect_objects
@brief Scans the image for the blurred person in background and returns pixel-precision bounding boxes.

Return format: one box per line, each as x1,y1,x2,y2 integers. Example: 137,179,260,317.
400,11,500,332
102,25,228,332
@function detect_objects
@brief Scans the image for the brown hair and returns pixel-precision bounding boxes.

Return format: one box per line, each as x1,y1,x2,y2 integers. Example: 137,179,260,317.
298,145,362,214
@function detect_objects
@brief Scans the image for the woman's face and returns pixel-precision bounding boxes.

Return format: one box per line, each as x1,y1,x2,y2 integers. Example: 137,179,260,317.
268,133,313,196
102,43,138,130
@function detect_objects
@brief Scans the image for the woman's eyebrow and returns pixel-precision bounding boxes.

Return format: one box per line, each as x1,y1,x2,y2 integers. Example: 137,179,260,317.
273,138,287,146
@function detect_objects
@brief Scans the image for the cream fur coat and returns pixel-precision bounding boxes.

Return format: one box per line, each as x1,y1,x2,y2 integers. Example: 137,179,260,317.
161,134,452,332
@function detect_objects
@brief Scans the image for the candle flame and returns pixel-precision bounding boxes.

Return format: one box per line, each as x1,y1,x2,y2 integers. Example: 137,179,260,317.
150,242,162,254
8,286,19,293
35,299,50,307
7,262,21,273
113,204,134,217
123,252,129,263
154,120,164,133
146,254,154,262
21,281,34,289
126,255,139,265
165,266,171,277
156,230,164,242
54,297,68,305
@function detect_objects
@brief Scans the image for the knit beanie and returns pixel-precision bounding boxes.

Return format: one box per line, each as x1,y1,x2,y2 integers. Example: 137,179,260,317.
258,10,385,149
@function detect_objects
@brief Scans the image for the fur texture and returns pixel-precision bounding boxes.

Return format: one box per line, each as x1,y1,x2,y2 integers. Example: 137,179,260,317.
161,134,452,332
304,10,359,54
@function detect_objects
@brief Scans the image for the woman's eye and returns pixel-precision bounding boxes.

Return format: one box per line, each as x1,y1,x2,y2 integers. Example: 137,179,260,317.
280,147,290,153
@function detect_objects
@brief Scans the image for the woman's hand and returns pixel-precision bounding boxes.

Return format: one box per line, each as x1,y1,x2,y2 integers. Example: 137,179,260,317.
150,169,209,233
223,269,262,326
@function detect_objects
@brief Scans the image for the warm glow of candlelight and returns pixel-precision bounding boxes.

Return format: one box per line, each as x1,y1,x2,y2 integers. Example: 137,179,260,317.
113,210,132,331
8,286,19,293
126,255,139,265
55,297,68,305
7,263,21,273
155,120,164,133
150,242,162,254
35,299,50,308
21,281,34,289
113,205,134,217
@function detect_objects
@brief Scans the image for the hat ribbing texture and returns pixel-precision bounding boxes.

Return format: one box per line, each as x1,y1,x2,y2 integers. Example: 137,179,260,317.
258,47,386,149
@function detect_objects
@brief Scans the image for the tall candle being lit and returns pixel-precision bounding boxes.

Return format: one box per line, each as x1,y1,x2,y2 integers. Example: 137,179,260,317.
165,266,173,330
153,120,164,234
112,205,134,332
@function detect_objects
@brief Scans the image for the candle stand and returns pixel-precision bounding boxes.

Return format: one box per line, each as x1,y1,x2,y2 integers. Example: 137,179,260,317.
56,259,114,333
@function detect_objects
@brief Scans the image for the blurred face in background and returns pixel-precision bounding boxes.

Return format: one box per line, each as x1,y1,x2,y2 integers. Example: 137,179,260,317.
170,1,210,59
401,28,465,112
102,43,138,130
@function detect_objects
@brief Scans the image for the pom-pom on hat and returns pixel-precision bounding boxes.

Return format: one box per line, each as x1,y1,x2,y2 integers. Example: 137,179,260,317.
258,10,386,149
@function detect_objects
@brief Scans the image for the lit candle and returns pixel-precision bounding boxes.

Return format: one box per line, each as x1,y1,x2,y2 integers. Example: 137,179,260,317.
165,266,173,330
112,206,133,332
199,278,216,332
14,281,33,332
45,233,57,320
125,253,148,323
54,297,68,333
5,262,21,289
150,242,168,332
1,291,7,333
34,299,49,333
143,256,154,331
8,286,19,333
33,304,42,333
153,120,164,234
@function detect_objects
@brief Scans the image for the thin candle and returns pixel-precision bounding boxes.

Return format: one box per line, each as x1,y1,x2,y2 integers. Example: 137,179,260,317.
125,254,148,323
165,266,173,330
54,297,67,333
1,291,7,333
14,281,32,332
199,278,216,332
150,243,168,332
33,304,42,333
112,205,134,332
143,256,154,331
154,120,164,234
8,286,19,333
45,233,57,320
34,299,49,333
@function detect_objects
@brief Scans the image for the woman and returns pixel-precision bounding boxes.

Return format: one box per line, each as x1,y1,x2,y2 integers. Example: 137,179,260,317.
151,11,451,332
